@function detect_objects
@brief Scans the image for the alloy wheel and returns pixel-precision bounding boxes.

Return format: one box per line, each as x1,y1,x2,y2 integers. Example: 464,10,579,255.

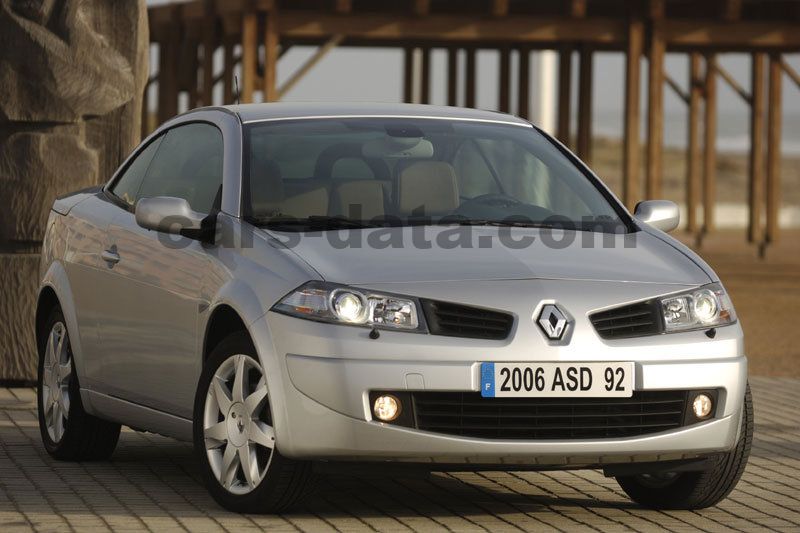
203,353,275,495
41,322,72,443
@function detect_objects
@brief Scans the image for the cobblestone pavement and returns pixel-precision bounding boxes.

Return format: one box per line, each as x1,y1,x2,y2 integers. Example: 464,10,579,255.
0,376,798,532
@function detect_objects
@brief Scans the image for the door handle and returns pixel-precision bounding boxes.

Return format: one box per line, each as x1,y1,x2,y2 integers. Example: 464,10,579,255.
101,249,120,265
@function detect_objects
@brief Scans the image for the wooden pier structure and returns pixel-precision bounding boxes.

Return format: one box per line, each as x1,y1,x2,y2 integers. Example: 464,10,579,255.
145,0,800,249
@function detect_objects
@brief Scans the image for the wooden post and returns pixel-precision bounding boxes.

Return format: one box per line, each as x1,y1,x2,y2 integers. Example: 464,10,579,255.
202,18,216,106
623,19,644,210
686,53,702,234
518,48,530,119
703,54,718,234
420,47,431,104
748,53,765,243
447,47,458,106
263,8,279,102
646,22,665,199
498,47,511,112
576,46,593,164
240,11,258,103
403,47,415,103
223,36,235,105
465,47,477,108
157,33,179,123
766,54,783,244
557,46,572,146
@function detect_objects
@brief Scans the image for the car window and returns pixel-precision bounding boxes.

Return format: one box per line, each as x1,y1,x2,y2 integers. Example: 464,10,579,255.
452,140,500,199
109,136,163,207
331,158,374,180
137,122,223,213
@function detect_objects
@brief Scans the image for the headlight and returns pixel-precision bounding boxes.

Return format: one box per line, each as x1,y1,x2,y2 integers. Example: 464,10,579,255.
659,283,736,333
273,281,423,331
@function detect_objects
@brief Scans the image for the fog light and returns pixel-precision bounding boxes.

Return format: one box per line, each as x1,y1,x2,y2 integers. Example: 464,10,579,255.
373,394,401,422
692,393,713,419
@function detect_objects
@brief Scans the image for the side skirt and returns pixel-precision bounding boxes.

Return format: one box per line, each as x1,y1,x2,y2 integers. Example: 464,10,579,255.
81,389,193,441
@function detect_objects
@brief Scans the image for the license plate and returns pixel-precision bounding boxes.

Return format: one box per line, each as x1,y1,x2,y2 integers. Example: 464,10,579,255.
480,362,634,398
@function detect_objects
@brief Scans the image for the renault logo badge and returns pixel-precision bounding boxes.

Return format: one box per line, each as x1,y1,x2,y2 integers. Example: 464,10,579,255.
537,304,569,340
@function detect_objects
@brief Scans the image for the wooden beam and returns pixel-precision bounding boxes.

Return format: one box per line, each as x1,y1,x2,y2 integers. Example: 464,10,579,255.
646,21,665,199
748,53,765,243
716,62,750,103
518,48,530,119
569,0,587,18
576,46,593,164
277,34,343,100
663,20,800,49
263,8,279,102
498,47,511,113
781,58,800,88
420,47,431,104
623,19,644,210
747,53,765,243
766,54,783,244
703,54,718,234
723,0,743,21
557,47,572,146
240,10,258,103
491,0,509,17
403,46,414,104
413,0,430,16
278,13,626,45
686,53,702,234
335,0,352,14
447,47,458,106
465,47,476,108
665,73,689,103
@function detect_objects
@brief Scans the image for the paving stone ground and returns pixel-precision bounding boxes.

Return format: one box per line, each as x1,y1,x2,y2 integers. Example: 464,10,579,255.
0,376,798,532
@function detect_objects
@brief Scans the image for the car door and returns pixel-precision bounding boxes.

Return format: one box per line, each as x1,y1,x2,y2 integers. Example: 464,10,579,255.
97,122,224,417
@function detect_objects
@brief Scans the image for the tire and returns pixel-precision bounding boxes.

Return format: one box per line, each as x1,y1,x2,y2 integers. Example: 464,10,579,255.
37,307,121,460
193,331,315,513
616,383,753,510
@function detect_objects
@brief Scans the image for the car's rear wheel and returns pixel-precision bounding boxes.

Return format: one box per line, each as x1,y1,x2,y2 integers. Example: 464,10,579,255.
194,332,315,513
616,383,753,510
37,307,121,460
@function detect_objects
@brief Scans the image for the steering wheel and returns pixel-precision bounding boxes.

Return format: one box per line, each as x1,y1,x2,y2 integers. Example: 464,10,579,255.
457,193,525,210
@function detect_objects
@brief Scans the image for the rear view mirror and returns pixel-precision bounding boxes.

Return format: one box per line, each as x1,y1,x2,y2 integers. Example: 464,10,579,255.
135,196,211,240
362,136,434,159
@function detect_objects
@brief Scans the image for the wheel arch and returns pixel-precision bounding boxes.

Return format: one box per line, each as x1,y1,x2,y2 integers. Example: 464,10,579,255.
203,304,251,361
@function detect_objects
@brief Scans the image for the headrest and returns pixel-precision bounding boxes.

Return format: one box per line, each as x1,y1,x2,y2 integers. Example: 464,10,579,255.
397,161,459,216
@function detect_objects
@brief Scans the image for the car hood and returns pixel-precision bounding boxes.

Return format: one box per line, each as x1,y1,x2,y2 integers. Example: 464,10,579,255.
267,226,711,286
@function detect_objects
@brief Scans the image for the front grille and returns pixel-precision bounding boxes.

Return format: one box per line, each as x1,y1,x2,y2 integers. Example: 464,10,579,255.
421,300,514,340
411,390,687,440
589,300,663,339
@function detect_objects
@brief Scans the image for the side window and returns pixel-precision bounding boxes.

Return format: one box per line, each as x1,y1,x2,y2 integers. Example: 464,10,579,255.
452,141,500,199
110,136,163,207
137,123,223,213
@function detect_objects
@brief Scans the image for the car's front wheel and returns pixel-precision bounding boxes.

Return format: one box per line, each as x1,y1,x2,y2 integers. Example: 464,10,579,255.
37,307,121,460
194,332,315,513
616,383,753,509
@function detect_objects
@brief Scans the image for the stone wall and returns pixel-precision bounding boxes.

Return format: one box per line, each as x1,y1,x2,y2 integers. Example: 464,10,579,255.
0,0,148,381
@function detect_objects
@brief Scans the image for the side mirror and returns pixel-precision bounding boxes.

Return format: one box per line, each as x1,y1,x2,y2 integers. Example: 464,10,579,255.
633,200,680,233
135,196,211,240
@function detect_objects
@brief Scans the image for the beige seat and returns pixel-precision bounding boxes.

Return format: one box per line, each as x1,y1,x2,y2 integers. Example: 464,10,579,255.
397,161,460,216
329,180,385,221
249,157,329,218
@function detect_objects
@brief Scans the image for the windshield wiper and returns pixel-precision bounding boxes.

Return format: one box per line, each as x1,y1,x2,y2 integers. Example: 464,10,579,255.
433,219,566,229
250,215,379,230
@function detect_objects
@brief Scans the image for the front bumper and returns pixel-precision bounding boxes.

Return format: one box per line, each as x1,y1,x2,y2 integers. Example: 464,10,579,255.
257,299,747,467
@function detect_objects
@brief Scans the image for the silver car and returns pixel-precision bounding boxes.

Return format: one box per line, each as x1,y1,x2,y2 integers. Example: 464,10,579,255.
37,103,751,513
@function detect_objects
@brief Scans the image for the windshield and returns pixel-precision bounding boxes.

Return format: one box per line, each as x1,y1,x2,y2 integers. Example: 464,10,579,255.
243,118,629,232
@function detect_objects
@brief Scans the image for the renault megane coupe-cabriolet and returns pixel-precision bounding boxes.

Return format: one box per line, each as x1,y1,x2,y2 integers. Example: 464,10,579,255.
37,103,750,513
